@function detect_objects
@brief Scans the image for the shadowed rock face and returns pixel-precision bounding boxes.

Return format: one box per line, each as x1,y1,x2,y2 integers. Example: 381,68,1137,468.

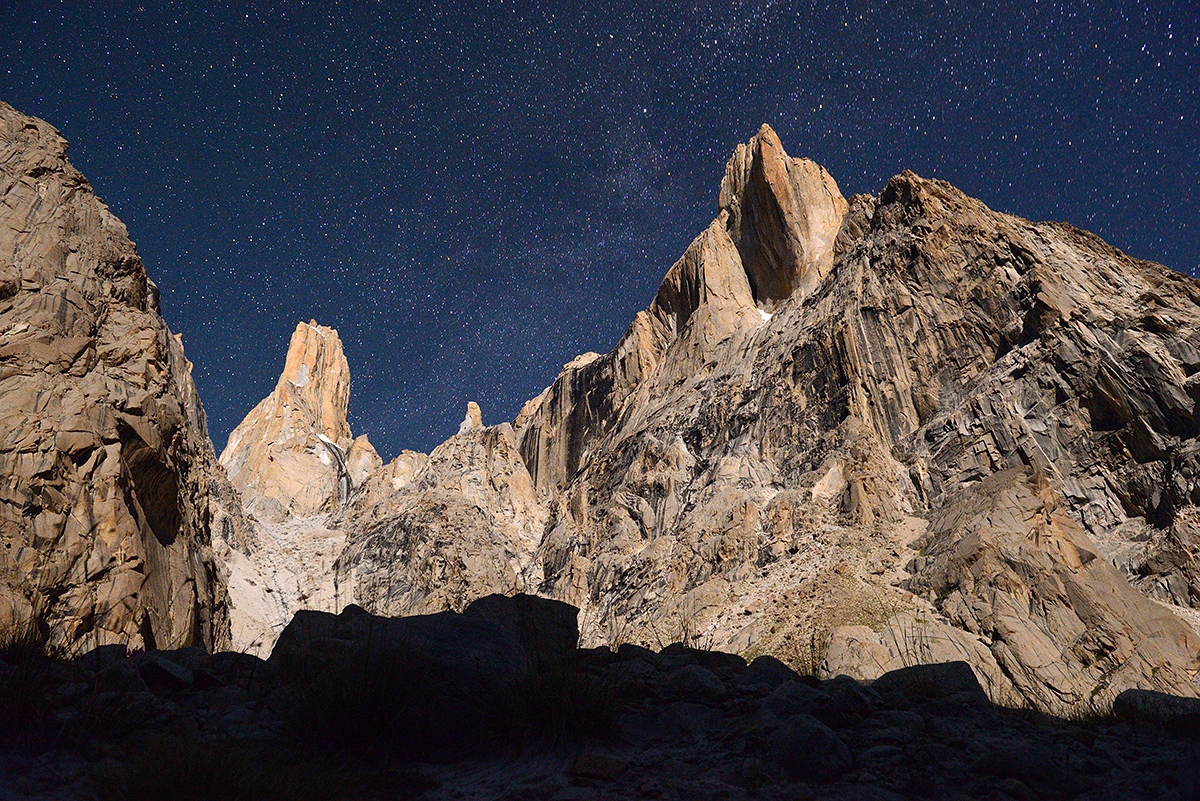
232,125,1200,711
0,101,232,652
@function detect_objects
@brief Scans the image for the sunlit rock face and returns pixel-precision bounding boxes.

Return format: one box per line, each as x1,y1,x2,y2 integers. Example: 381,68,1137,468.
233,125,1200,711
0,101,232,652
216,321,383,655
219,320,359,523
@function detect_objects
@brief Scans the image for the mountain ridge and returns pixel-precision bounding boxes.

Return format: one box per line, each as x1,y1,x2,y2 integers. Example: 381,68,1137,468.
4,94,1200,715
216,122,1200,713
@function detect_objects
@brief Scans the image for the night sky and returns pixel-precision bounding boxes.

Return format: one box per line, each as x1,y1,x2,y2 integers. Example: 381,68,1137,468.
3,2,1197,459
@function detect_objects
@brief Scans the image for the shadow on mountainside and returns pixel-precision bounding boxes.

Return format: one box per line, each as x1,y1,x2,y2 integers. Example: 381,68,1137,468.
2,595,1200,800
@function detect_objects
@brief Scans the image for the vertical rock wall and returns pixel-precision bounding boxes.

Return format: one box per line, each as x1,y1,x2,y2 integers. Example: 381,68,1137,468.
0,101,231,652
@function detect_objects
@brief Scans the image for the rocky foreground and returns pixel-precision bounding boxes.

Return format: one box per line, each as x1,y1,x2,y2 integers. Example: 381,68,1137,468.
1,595,1198,801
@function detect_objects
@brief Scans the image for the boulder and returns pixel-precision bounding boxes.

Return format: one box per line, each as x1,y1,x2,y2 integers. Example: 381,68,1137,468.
1113,688,1200,724
871,661,989,704
769,714,853,782
738,655,801,691
463,592,578,669
270,597,579,684
137,653,193,691
657,664,726,704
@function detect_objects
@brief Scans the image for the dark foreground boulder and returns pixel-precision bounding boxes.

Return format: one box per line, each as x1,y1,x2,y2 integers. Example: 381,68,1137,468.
270,595,580,685
463,592,578,670
770,713,854,781
266,596,614,762
1114,688,1200,736
871,660,990,704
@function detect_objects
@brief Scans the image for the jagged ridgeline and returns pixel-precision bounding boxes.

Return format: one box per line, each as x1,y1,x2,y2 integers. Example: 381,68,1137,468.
5,96,1200,714
221,124,1200,712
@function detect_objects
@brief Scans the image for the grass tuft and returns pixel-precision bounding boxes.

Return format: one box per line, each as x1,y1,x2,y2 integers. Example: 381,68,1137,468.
0,618,64,751
0,618,57,666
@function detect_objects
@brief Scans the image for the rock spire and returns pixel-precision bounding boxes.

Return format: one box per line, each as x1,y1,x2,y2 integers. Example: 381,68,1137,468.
219,321,361,521
224,125,1200,712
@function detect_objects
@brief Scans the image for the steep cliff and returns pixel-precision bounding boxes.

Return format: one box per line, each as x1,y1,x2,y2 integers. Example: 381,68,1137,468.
235,125,1200,711
0,101,232,652
217,321,380,653
220,320,360,523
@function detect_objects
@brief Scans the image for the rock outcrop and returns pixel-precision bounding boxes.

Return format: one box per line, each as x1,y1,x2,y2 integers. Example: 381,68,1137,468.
0,101,231,652
217,321,382,654
305,123,1200,712
219,320,360,523
335,408,546,616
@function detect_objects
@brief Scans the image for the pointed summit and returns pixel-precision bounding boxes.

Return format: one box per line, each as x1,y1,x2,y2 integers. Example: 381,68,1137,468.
274,321,352,442
220,321,362,521
518,126,849,491
458,401,483,434
718,123,848,307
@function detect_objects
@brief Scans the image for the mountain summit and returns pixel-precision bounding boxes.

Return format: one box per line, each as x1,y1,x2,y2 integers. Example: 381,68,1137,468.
220,320,364,522
230,125,1200,713
4,96,1200,715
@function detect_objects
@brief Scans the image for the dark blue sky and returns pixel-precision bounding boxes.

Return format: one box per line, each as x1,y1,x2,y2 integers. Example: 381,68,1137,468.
3,1,1197,458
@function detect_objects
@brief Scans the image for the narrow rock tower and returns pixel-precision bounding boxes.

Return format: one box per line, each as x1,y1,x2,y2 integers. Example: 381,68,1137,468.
220,321,374,521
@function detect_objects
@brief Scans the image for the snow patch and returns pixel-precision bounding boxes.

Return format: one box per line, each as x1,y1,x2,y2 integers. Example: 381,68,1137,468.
291,363,310,387
758,308,773,324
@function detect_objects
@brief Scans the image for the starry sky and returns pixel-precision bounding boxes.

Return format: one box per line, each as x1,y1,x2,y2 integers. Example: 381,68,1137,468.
2,1,1197,459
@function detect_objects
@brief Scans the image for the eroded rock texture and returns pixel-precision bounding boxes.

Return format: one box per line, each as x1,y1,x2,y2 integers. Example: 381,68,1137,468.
337,414,546,617
0,101,230,652
220,320,361,523
237,124,1200,711
216,321,378,654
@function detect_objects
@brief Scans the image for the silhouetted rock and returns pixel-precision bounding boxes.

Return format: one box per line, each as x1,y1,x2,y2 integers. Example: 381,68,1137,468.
137,653,193,691
770,713,854,781
270,594,576,684
1114,687,1200,728
7,626,1200,800
871,660,989,704
657,663,726,703
463,592,578,669
738,654,801,691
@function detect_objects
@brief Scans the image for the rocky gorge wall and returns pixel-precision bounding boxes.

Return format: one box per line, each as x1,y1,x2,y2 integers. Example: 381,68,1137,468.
0,101,232,652
9,91,1195,716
